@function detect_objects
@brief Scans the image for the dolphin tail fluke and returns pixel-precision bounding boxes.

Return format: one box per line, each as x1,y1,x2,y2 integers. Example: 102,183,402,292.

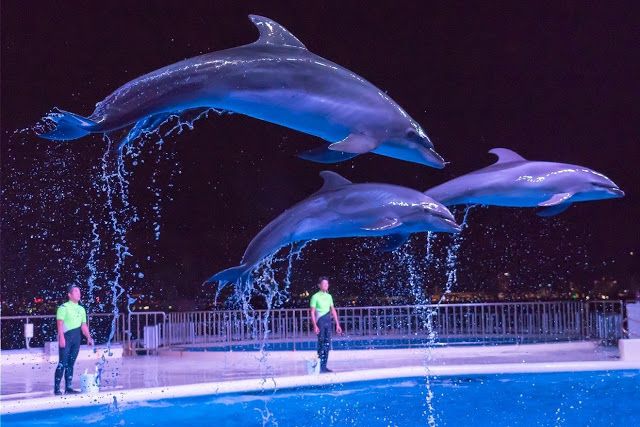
204,264,249,286
39,109,97,141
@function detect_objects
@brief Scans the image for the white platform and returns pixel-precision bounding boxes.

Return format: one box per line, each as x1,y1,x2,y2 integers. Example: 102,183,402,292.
627,303,640,338
619,339,640,361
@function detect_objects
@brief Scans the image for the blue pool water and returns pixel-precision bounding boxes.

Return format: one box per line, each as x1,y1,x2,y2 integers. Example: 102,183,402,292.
181,336,568,352
4,370,638,426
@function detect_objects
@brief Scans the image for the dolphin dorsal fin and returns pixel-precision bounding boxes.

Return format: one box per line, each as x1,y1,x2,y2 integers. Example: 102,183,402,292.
249,15,307,49
489,148,526,164
317,171,352,193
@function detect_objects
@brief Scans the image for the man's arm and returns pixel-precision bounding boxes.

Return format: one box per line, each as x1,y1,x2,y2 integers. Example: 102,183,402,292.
331,305,342,334
81,323,94,346
56,320,66,348
310,307,320,334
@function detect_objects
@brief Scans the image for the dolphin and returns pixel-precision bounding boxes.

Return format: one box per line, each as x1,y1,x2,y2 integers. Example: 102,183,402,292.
209,171,460,285
38,15,445,168
425,148,625,216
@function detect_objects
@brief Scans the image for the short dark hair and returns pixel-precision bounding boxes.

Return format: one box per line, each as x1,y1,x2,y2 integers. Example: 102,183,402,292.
317,276,329,285
66,284,79,294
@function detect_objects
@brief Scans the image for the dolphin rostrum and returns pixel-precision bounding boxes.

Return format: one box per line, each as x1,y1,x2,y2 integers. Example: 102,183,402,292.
425,148,624,216
209,171,460,285
38,15,445,168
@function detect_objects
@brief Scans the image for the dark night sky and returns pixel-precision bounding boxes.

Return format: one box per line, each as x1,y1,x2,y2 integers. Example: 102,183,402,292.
1,1,639,309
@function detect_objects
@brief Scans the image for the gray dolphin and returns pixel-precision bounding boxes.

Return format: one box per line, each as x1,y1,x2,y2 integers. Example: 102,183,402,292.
425,148,625,216
38,15,445,168
209,171,460,285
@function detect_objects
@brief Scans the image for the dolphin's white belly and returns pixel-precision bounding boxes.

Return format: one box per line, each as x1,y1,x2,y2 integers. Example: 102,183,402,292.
464,187,558,207
218,89,383,142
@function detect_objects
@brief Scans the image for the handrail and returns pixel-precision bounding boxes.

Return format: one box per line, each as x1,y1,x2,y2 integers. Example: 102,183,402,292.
2,300,625,351
0,312,127,350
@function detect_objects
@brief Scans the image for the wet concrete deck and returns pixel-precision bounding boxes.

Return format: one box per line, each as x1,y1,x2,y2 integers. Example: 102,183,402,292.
0,341,624,404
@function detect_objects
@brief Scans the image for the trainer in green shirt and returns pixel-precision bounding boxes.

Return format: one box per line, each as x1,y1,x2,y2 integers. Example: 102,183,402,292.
310,276,342,373
54,285,93,395
56,301,87,332
310,291,333,318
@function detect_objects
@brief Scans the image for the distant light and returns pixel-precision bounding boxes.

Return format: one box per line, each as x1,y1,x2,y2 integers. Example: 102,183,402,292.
503,272,510,277
631,251,635,256
143,306,150,310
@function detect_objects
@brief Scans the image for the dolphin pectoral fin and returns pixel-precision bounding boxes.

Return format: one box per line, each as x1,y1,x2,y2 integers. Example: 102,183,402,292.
328,134,378,154
298,145,359,164
537,203,572,217
538,192,574,207
362,217,402,231
380,233,410,252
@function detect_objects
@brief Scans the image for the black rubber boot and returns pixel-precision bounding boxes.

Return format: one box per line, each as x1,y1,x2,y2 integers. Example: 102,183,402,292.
54,367,64,395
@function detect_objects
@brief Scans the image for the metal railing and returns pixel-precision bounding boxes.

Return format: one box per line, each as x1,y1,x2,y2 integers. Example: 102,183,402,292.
126,311,167,353
129,300,626,349
0,313,126,350
1,300,627,352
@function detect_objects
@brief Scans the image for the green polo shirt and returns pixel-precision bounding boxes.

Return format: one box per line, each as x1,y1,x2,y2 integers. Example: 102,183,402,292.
56,301,87,332
310,291,334,317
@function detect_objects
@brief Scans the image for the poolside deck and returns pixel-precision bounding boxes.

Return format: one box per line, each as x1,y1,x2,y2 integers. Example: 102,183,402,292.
3,340,639,415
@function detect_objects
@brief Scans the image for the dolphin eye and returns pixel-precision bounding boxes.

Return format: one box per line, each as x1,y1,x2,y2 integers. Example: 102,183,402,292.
405,129,418,139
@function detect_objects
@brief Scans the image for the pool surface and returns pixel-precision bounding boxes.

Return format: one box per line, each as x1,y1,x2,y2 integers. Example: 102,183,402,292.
4,370,638,426
180,336,573,352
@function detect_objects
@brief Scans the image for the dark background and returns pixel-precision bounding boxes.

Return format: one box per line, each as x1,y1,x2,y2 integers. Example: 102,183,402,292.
1,1,638,313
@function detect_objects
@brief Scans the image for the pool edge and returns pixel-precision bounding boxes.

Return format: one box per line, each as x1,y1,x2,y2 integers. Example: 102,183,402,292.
2,359,639,416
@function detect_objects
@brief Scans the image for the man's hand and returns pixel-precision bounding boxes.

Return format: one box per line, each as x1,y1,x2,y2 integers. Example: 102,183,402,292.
314,325,320,335
336,324,343,335
87,336,95,346
58,336,66,348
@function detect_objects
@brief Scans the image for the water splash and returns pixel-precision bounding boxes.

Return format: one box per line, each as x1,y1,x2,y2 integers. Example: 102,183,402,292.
284,241,309,289
73,110,221,386
215,241,320,426
219,255,295,427
99,135,132,349
443,205,476,296
85,218,102,314
392,235,439,426
388,208,473,426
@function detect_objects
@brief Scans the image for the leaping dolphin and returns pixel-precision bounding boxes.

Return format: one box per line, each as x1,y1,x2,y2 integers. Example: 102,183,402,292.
209,171,460,285
38,15,445,168
425,148,624,216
